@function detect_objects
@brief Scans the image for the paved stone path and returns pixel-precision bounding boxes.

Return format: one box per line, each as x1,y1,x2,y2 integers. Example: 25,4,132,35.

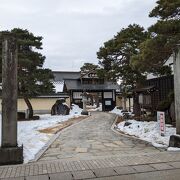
1,152,180,179
38,112,161,162
1,112,180,179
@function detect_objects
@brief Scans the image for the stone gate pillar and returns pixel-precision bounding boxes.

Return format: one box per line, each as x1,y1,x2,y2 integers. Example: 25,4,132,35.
0,33,23,165
169,47,180,148
174,47,180,134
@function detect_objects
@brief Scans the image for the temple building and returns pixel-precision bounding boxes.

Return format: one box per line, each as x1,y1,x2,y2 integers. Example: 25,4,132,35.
0,70,120,114
53,70,119,111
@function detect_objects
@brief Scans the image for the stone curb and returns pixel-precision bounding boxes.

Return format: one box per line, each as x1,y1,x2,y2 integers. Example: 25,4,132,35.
29,115,90,163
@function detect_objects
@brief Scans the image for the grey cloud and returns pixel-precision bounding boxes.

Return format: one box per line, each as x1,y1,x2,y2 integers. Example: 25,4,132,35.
0,0,157,71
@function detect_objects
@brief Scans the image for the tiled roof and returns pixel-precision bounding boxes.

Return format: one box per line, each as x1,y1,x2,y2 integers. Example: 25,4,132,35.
53,71,80,81
64,79,119,91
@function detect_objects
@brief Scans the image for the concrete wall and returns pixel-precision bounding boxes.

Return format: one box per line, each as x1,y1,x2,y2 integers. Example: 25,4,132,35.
0,97,70,114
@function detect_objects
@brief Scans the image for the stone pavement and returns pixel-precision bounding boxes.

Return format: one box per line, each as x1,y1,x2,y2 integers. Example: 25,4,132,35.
1,112,180,179
1,152,180,179
38,112,161,162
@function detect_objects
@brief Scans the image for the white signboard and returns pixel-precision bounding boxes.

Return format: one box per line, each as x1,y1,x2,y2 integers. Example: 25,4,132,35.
105,100,111,106
104,92,112,98
73,92,82,99
157,111,166,136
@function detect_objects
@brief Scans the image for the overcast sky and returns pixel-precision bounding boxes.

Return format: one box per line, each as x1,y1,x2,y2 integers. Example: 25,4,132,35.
0,0,157,71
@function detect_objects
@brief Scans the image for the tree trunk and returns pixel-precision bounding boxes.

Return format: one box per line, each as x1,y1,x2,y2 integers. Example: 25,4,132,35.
24,97,33,119
133,82,142,117
89,95,94,106
169,101,175,125
129,97,131,112
123,97,127,110
133,93,141,117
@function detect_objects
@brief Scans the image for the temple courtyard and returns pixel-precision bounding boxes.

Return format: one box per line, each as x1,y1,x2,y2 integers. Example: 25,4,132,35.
1,112,180,179
38,112,161,162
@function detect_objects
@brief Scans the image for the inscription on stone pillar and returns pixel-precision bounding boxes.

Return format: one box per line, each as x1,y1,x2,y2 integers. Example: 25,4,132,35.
1,34,18,147
0,33,23,165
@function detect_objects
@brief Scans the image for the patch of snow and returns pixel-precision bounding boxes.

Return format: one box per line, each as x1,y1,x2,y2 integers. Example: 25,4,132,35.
117,120,176,148
0,104,83,163
110,107,123,116
167,147,180,151
70,104,83,115
88,104,102,111
110,107,133,116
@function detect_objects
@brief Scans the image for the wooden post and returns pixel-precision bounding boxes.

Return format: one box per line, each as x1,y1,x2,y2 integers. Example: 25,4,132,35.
0,33,23,165
129,97,131,112
174,47,180,134
123,96,127,110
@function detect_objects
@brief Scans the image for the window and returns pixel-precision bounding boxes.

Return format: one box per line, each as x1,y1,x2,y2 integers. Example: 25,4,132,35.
139,94,151,105
105,100,111,105
73,92,82,99
139,94,143,104
143,95,151,105
104,92,112,98
82,79,92,84
82,78,104,85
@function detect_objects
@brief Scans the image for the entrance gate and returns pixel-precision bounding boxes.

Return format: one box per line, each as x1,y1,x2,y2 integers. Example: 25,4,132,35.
72,90,116,112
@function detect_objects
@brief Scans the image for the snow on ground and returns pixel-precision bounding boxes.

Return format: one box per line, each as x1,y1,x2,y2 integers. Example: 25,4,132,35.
0,104,83,163
110,107,123,116
110,107,133,116
87,104,102,111
167,147,180,151
117,120,177,148
113,106,180,150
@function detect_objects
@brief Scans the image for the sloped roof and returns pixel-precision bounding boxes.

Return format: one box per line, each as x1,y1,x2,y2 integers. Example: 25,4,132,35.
80,69,98,78
133,85,156,93
64,79,119,91
53,71,80,81
52,71,119,91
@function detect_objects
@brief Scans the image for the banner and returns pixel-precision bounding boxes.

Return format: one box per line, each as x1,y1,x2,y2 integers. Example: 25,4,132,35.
157,111,166,136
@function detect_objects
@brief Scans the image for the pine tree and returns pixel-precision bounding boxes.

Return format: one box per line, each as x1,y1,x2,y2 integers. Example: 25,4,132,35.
80,63,99,74
0,28,54,119
97,24,147,88
131,0,180,74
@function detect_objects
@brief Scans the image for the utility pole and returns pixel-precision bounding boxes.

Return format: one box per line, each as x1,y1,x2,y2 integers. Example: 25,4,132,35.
0,33,23,165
